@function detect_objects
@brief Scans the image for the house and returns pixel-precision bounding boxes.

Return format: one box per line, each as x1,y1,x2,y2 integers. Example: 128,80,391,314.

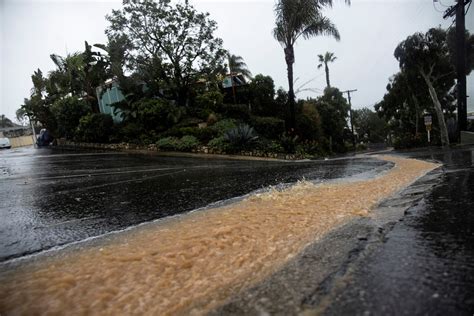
96,79,125,123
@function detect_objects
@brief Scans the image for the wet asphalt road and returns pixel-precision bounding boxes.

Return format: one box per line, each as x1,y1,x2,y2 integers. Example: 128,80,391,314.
0,146,389,262
323,147,474,315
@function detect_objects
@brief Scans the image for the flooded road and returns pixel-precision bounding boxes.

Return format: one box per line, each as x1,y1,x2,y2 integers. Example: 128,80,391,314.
320,147,474,315
0,147,389,262
0,155,438,315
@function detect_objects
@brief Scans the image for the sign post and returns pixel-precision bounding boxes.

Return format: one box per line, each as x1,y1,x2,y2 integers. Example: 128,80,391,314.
424,115,432,143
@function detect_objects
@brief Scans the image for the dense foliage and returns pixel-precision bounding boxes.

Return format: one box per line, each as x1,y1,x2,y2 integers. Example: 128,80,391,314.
17,0,358,157
376,27,474,148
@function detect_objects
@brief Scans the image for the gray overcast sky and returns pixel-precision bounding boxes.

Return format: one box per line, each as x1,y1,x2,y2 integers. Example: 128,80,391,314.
1,0,473,122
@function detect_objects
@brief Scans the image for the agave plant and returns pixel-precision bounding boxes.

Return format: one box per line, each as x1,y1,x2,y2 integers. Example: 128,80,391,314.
224,124,258,151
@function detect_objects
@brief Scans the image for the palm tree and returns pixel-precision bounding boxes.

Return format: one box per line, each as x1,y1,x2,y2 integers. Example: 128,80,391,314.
317,51,337,88
227,52,252,80
227,52,252,103
273,0,348,129
49,52,85,98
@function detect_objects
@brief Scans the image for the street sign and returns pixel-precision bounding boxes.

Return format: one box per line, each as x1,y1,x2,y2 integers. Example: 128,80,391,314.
424,115,432,143
424,115,432,126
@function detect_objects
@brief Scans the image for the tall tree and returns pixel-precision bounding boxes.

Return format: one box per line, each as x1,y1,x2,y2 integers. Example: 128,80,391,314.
273,0,348,130
353,107,388,143
394,28,458,146
106,0,226,106
313,87,350,149
317,51,336,88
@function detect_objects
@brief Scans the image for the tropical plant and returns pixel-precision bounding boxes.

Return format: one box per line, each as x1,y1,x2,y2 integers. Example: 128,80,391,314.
48,52,85,98
248,74,275,115
224,124,258,151
208,136,231,152
353,107,388,143
250,116,286,139
273,0,348,129
51,97,90,139
195,90,224,111
317,51,337,88
227,53,252,80
156,137,180,151
176,135,200,152
0,115,16,128
129,98,183,133
313,87,350,148
75,113,114,143
211,119,238,136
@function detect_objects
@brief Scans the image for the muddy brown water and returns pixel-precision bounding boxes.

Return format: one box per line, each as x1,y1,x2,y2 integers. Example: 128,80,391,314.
0,156,439,315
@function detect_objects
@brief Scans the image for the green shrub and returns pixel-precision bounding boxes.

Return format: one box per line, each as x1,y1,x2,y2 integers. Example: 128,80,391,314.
280,134,299,154
156,137,180,151
139,131,159,145
119,122,145,142
296,102,322,141
194,128,217,143
297,140,325,157
356,143,368,151
393,133,426,149
176,135,199,152
250,116,286,139
208,136,231,152
255,138,284,153
156,136,200,152
175,117,204,128
132,98,183,132
164,126,217,143
75,113,114,143
195,90,224,111
221,104,250,121
248,74,276,116
211,119,238,136
224,124,258,152
51,97,90,139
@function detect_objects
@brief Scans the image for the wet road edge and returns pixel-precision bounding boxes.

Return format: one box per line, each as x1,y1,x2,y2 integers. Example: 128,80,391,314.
209,164,444,315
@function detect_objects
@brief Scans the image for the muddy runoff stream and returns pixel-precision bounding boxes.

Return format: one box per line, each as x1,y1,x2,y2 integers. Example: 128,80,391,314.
0,156,439,315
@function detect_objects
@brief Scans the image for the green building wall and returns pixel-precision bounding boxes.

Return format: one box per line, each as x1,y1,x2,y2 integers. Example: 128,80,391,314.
96,82,125,123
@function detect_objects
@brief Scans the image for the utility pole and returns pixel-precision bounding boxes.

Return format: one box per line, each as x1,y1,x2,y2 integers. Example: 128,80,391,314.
443,0,471,132
342,89,357,148
456,0,468,132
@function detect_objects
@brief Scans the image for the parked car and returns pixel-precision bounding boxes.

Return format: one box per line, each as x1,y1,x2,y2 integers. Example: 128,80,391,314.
36,129,53,147
0,137,11,149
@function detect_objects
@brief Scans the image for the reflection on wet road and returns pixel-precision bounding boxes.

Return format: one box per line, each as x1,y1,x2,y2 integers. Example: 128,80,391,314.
0,147,388,262
324,147,474,315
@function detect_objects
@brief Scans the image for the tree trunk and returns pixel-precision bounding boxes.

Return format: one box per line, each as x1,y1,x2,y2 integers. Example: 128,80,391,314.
285,46,296,130
420,71,450,147
411,94,420,136
325,63,330,88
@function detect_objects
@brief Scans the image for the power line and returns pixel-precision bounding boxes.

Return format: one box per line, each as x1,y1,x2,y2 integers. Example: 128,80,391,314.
466,0,472,14
433,1,446,13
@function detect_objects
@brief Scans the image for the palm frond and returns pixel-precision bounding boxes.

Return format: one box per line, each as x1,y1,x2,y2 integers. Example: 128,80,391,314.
227,52,252,79
50,54,65,71
302,16,340,41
